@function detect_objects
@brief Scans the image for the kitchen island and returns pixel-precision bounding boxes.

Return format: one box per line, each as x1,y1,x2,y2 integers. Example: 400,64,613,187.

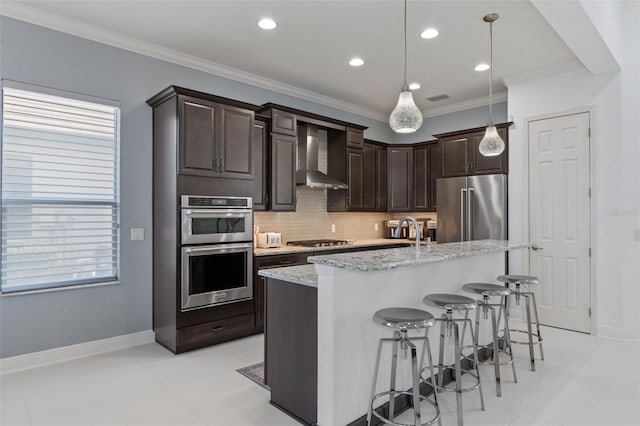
259,239,529,426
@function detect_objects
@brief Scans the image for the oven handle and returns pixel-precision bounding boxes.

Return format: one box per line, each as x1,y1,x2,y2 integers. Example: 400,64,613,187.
183,243,253,255
183,209,250,217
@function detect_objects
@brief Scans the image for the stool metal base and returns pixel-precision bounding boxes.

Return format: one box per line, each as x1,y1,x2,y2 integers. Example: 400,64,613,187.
371,390,440,426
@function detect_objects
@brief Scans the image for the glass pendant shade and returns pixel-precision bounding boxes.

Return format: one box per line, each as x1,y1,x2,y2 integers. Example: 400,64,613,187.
478,124,505,156
389,90,423,133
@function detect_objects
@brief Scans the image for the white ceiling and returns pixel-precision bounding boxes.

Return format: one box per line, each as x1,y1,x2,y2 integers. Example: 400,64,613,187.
3,0,578,120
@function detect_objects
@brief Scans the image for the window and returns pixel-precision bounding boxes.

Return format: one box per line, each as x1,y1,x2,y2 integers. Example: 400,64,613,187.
1,82,120,293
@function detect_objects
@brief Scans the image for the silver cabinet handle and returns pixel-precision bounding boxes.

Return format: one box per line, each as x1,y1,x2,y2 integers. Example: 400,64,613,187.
468,187,474,241
531,244,543,251
460,188,467,242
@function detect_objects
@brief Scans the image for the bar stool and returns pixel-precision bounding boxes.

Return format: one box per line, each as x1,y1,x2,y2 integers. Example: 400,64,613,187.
497,274,544,371
462,283,517,397
367,307,441,426
422,294,484,426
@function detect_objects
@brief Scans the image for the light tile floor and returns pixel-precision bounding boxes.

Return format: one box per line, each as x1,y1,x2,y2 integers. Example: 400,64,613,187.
1,324,638,426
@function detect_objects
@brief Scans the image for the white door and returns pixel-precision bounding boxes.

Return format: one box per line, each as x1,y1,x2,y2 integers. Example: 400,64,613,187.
528,112,591,333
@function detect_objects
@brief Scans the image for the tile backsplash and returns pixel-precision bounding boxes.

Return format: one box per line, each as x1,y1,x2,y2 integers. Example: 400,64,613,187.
254,187,436,242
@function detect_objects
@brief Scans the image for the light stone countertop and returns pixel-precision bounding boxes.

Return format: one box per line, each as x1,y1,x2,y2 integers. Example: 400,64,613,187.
258,240,529,287
253,238,411,257
307,239,530,272
258,264,318,287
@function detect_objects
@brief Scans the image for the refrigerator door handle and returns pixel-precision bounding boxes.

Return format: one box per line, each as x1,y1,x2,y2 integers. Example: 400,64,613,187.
468,187,475,241
460,188,467,241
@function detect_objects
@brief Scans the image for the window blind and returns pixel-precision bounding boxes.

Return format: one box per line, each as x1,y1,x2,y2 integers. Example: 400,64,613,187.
1,84,120,293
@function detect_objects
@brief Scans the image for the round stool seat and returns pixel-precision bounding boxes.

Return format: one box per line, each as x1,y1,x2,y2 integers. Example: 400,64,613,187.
462,282,513,297
497,274,539,285
423,293,476,311
373,307,435,330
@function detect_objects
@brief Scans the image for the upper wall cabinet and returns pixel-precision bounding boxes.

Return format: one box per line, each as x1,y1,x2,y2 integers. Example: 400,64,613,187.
413,141,439,212
346,127,364,149
178,95,255,180
435,122,511,178
362,141,387,212
387,146,414,212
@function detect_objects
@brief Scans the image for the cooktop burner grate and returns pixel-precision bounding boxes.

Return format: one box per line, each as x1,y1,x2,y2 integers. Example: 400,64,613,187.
286,239,349,247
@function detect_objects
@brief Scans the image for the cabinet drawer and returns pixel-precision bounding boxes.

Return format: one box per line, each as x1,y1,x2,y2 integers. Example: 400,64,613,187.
177,314,255,347
255,253,310,269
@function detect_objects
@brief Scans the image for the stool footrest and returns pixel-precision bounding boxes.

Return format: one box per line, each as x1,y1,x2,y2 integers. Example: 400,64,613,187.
371,390,440,426
508,329,543,345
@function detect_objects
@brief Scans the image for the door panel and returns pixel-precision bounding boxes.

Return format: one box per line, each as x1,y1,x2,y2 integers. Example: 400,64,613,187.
468,174,507,241
219,106,254,179
180,100,216,175
435,177,467,243
529,112,591,333
270,134,296,211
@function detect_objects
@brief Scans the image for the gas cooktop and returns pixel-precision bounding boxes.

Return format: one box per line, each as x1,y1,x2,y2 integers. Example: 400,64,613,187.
286,239,349,247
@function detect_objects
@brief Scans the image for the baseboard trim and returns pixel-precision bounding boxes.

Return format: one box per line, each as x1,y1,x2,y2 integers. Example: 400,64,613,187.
0,330,155,375
597,325,640,342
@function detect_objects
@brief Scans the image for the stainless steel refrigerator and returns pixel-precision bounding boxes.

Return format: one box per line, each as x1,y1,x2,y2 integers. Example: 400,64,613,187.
436,174,507,243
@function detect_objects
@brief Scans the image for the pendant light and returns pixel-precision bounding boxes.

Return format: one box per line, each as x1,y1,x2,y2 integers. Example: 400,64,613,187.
389,0,423,133
478,13,505,157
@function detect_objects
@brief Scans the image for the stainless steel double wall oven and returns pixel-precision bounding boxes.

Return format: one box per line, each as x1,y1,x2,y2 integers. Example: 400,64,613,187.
180,196,253,311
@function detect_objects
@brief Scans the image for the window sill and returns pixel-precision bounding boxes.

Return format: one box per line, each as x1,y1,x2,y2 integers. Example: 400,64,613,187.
1,280,121,297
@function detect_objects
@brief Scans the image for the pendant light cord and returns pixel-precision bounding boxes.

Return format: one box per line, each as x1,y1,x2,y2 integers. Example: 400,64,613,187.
488,20,493,125
403,0,408,89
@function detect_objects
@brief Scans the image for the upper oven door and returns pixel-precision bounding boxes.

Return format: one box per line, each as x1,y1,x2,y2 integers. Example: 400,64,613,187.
181,209,253,245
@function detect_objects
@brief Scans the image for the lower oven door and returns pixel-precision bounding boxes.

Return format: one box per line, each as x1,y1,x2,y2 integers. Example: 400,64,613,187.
181,243,253,311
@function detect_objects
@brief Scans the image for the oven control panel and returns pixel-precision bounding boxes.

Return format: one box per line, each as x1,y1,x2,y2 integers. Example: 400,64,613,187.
181,195,252,209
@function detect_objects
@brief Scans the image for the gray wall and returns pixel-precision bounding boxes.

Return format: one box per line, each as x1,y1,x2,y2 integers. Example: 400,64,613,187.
392,101,508,143
0,16,505,357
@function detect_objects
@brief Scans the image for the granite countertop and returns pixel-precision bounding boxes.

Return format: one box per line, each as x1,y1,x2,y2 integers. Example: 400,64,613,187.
307,239,530,272
258,264,318,287
253,238,411,256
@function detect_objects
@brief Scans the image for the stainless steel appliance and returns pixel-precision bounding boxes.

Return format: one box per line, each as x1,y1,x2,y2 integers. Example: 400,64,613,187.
180,196,253,311
436,174,507,243
384,220,409,239
287,239,349,247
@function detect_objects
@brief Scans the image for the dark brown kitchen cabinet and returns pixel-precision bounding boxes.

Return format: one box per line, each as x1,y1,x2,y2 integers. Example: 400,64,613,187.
271,109,297,136
252,118,268,210
270,133,297,211
387,146,414,211
327,127,368,212
436,122,511,178
178,95,254,179
413,141,439,211
346,127,364,148
363,141,387,211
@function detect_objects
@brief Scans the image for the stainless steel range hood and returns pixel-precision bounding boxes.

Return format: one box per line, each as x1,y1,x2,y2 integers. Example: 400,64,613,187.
296,124,348,190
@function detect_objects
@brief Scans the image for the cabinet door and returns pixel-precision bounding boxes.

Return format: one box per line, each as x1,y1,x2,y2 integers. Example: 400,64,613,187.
440,136,469,178
426,142,441,210
270,133,297,211
413,145,429,211
252,120,267,210
469,127,508,175
387,146,413,211
346,127,364,149
179,97,217,176
219,105,254,180
346,148,364,210
376,147,387,211
272,109,297,136
362,144,376,210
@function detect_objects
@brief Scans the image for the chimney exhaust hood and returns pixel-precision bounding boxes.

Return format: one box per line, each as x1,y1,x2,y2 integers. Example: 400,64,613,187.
296,124,348,190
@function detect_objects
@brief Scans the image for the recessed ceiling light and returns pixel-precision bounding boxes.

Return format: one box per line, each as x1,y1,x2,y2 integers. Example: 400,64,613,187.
409,83,421,90
475,63,490,72
420,28,439,39
258,18,277,30
349,57,364,67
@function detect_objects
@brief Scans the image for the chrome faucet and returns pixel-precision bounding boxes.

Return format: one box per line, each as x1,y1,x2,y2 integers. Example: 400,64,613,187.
395,216,421,255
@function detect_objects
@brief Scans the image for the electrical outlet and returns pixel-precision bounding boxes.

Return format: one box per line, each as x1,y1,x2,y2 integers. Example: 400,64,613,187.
374,223,379,231
130,228,145,241
331,224,336,233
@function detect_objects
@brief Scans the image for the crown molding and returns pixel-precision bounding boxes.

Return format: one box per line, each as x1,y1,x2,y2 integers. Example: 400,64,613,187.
422,92,508,118
0,3,388,122
501,59,585,88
